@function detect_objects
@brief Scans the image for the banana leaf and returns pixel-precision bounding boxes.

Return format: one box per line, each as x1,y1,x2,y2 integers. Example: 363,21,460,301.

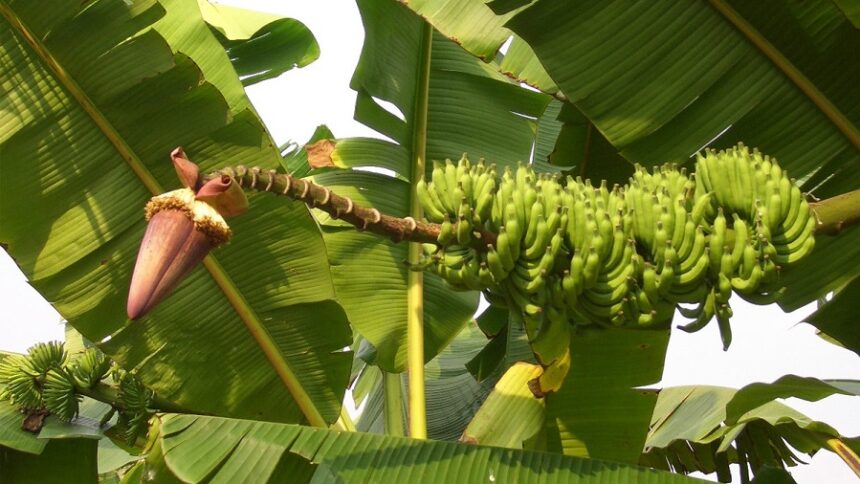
197,0,320,86
804,275,860,355
643,380,860,479
400,0,633,182
354,319,497,440
461,361,544,448
1,437,98,483
0,0,350,425
0,395,136,481
0,399,45,455
545,328,670,464
135,412,709,483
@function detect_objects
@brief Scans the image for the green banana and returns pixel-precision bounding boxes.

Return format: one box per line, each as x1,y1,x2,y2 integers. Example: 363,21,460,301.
417,179,447,222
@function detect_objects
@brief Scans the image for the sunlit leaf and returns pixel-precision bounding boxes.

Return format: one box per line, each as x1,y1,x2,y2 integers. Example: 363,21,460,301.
0,0,350,425
644,379,860,477
147,413,708,483
197,0,320,86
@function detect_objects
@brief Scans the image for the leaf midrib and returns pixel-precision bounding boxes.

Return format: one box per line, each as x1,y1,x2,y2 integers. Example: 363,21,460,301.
0,0,326,427
709,1,860,151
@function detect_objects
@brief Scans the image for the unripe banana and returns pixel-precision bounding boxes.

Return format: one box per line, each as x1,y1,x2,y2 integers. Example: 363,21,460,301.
444,159,458,210
524,216,551,260
524,199,544,249
729,214,748,271
504,201,522,244
417,179,447,222
431,161,454,214
485,245,509,281
456,214,472,246
495,227,516,272
438,216,455,246
474,186,495,224
691,192,713,225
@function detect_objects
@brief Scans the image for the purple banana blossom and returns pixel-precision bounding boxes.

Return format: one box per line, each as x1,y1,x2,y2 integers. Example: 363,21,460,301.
126,148,247,320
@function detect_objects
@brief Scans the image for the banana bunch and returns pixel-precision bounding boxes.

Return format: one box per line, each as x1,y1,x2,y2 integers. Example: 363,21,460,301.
0,341,68,411
623,165,734,346
116,370,155,445
492,167,570,361
0,342,152,442
558,177,632,327
683,145,816,347
425,245,496,291
417,155,497,247
416,146,816,355
695,144,815,276
0,343,109,422
42,368,79,421
624,167,700,327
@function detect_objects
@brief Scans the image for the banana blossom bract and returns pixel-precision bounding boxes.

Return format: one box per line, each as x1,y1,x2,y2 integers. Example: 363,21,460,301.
126,148,247,320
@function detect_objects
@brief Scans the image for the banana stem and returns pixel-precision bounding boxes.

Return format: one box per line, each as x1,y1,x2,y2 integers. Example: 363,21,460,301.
405,20,434,440
334,404,356,432
75,382,195,414
382,371,405,436
825,437,860,479
205,167,497,250
810,188,860,235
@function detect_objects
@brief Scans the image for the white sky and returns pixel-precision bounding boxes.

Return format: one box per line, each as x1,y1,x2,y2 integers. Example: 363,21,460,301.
1,1,857,481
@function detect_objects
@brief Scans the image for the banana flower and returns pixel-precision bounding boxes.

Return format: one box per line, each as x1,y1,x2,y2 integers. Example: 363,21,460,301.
126,148,247,320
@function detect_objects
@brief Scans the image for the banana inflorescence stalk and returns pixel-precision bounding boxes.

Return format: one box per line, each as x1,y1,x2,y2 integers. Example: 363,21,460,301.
203,144,818,394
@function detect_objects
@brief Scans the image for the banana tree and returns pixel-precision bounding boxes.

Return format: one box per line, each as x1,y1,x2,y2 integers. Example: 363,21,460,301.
2,0,860,482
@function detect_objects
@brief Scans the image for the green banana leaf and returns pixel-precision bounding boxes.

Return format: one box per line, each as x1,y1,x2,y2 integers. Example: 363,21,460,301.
0,398,45,455
498,35,557,95
354,320,498,440
534,100,634,184
642,380,860,479
351,4,548,170
1,437,98,483
462,361,545,448
804,276,860,355
1,394,136,480
545,328,669,464
399,0,632,182
465,305,512,380
197,0,320,86
134,412,709,483
0,0,350,425
153,0,254,112
309,0,551,373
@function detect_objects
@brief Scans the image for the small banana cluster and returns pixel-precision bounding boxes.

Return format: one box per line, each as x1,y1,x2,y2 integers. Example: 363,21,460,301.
0,342,152,443
418,156,497,243
116,370,155,444
416,144,815,360
0,342,72,416
676,145,816,347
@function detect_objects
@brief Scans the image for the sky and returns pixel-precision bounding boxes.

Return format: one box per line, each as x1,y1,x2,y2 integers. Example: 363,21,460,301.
1,1,858,482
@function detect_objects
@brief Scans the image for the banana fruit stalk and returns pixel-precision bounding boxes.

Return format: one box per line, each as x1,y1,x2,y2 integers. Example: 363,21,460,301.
419,146,815,362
